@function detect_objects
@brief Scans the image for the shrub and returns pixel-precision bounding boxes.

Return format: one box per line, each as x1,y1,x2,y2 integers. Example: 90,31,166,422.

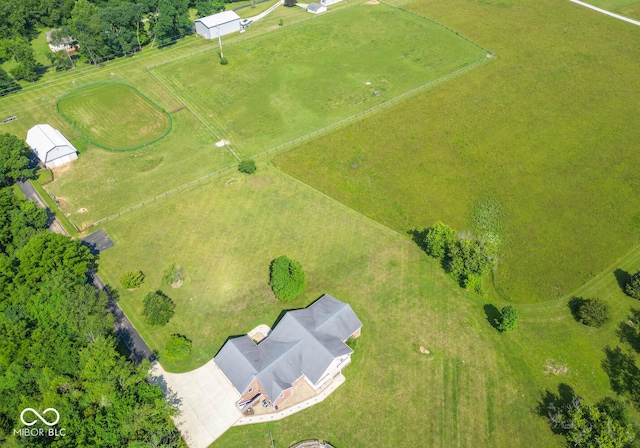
220,56,228,65
464,274,484,296
448,238,495,286
269,255,306,302
423,221,456,259
142,291,175,326
164,334,192,361
238,159,256,174
346,337,358,349
575,298,609,327
120,270,145,289
497,306,518,332
625,271,640,300
278,19,284,26
162,264,182,286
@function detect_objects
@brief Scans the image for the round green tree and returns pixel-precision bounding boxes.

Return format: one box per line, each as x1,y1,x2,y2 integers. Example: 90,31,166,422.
269,255,306,302
142,291,175,326
576,298,609,328
497,306,518,332
120,270,145,289
624,271,640,300
238,159,256,174
164,334,192,361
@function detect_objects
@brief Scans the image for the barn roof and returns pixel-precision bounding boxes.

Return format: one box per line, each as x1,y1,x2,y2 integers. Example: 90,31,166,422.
215,294,362,402
195,11,241,29
26,124,77,165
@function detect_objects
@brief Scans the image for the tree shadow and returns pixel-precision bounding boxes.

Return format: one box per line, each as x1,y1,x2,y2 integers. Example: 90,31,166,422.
483,303,501,330
601,345,640,396
567,296,585,322
617,308,640,354
408,228,428,252
536,383,577,434
614,268,631,293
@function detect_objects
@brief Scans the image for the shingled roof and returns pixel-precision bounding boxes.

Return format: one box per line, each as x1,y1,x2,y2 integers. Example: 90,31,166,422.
215,295,362,402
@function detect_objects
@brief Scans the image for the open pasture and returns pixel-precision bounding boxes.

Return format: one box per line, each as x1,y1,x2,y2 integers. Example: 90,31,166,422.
151,3,488,157
276,0,640,303
581,0,640,18
96,166,640,447
57,82,172,151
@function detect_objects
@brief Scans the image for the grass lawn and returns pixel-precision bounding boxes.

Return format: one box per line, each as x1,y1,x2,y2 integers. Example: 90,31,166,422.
581,0,640,18
151,3,488,158
57,82,171,151
275,0,640,303
95,165,640,447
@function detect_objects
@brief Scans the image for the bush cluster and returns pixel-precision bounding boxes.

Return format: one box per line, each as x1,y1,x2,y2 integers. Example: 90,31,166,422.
575,297,610,328
624,271,640,300
497,306,518,332
120,270,145,289
269,255,306,302
142,291,175,326
238,159,256,174
164,334,192,361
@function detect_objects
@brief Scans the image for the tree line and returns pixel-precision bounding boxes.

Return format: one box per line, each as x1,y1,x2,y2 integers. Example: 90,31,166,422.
0,0,235,95
0,134,183,446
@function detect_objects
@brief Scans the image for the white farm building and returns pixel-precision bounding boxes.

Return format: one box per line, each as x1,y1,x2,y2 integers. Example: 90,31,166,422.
195,11,241,39
26,124,78,169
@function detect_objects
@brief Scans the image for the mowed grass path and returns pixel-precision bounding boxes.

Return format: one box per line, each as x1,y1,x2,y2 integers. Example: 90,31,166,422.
152,3,487,157
96,166,640,447
276,0,640,303
57,83,171,151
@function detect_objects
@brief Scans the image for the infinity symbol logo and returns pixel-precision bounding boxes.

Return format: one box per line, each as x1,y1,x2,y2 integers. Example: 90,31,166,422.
20,408,60,426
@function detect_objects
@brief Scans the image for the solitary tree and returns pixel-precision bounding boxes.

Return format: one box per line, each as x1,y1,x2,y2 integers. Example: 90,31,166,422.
120,270,145,289
497,306,518,332
269,255,306,302
238,159,256,174
164,334,192,361
624,271,640,300
575,298,610,328
142,291,175,326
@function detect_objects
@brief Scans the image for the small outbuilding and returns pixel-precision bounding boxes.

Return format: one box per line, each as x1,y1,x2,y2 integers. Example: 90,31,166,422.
195,11,241,39
307,2,327,13
26,124,78,169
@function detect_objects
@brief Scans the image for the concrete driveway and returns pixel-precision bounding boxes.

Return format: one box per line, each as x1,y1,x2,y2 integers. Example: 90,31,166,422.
150,359,242,447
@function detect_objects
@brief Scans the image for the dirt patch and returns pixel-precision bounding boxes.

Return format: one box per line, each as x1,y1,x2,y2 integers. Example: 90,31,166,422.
54,196,68,210
169,105,186,113
171,279,183,289
365,0,380,4
544,359,569,376
225,177,239,186
77,207,88,213
248,175,274,189
51,164,72,178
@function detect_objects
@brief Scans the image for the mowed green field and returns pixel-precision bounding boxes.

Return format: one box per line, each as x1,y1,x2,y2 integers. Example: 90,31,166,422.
276,0,640,303
96,166,640,447
151,3,488,158
57,83,171,150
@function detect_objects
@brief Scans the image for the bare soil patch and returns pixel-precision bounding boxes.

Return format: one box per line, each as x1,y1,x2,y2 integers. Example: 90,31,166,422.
171,279,183,288
248,175,274,189
544,359,569,376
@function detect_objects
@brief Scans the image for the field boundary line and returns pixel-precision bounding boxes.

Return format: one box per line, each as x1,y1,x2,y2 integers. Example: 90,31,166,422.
569,0,640,26
251,55,494,160
56,81,173,152
145,68,242,161
91,164,237,227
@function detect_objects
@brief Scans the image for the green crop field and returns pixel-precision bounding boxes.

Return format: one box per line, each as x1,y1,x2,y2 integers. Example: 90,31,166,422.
276,0,640,304
151,3,488,158
57,82,172,151
96,166,640,447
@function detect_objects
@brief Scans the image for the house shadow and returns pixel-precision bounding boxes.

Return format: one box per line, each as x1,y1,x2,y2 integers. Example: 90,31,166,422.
483,304,501,330
614,268,631,293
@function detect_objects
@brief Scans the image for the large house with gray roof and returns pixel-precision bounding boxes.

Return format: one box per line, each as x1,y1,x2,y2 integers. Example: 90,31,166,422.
215,295,362,409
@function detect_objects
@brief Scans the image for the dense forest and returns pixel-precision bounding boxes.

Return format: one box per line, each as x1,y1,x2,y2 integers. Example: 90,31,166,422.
0,0,228,95
0,135,183,446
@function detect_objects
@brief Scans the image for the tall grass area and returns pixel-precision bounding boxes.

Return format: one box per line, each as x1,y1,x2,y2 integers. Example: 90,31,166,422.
275,0,640,303
151,3,487,158
94,166,639,447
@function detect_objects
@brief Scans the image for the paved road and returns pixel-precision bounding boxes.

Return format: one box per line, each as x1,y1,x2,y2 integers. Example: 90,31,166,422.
17,180,67,235
81,229,115,255
17,179,154,365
